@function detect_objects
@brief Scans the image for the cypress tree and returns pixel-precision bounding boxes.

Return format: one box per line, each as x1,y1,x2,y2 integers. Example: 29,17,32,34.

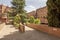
47,0,60,27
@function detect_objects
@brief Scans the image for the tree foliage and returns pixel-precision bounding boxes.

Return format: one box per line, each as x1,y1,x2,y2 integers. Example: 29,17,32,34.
11,0,26,24
47,0,60,27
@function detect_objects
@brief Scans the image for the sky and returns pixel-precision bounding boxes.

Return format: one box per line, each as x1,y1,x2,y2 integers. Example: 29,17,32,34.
0,0,47,12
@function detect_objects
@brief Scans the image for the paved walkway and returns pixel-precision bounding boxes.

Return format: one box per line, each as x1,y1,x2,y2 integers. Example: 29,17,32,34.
0,24,60,40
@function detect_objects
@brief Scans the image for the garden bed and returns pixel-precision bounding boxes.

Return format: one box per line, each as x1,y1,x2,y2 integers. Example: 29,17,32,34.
27,24,60,37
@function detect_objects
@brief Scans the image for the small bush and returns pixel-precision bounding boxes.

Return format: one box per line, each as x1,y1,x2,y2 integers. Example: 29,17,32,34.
13,14,21,28
27,16,41,24
29,16,35,23
13,14,21,23
34,18,41,24
14,22,20,28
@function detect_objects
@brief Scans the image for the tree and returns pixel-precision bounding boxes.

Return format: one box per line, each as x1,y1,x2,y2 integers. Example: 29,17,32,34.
47,0,60,27
11,0,26,24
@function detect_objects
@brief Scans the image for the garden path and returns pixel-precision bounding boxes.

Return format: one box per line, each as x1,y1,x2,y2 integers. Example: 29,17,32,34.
0,24,60,40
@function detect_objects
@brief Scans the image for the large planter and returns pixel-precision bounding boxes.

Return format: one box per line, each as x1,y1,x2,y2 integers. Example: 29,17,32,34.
27,24,60,37
14,23,25,32
18,25,25,32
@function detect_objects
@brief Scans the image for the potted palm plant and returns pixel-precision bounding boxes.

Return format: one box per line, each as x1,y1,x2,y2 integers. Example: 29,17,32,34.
13,14,25,32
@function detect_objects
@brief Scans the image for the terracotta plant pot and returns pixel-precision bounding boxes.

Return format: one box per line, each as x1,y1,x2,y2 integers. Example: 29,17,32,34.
18,25,25,32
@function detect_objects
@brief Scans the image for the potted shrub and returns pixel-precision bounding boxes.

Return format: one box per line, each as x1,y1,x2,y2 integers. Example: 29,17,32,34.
18,23,25,32
13,14,25,32
9,0,26,33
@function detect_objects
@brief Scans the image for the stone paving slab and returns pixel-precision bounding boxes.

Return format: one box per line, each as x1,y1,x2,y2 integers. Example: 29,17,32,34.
0,25,60,40
0,23,5,31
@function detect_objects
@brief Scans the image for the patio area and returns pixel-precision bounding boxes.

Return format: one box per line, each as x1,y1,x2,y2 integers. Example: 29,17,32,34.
0,24,60,40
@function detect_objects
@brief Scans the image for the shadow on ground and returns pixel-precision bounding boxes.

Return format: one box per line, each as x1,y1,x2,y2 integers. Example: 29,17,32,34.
0,30,60,40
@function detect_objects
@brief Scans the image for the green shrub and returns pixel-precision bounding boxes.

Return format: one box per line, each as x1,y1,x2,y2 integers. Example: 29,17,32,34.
13,14,21,24
27,16,41,24
13,14,21,28
14,22,20,28
34,18,41,24
29,16,35,23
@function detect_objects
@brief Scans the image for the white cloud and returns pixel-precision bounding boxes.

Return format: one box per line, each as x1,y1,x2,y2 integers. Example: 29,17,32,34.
25,0,47,12
25,5,36,12
25,0,47,9
43,0,47,1
0,0,47,12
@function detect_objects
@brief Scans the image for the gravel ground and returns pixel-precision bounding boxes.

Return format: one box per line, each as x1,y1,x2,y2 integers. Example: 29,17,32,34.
0,25,60,40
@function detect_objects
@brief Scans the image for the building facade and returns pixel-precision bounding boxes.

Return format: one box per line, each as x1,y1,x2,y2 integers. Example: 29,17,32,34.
0,5,11,23
27,6,48,24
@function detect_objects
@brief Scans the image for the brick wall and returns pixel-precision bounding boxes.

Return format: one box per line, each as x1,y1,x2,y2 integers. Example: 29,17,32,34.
0,5,11,22
27,11,35,18
27,24,60,37
27,6,48,23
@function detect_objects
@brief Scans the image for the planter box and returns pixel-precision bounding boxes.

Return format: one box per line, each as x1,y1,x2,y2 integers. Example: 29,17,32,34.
19,25,25,32
27,24,60,37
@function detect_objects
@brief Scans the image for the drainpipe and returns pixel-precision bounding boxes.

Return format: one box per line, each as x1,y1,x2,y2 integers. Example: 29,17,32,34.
35,9,38,19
